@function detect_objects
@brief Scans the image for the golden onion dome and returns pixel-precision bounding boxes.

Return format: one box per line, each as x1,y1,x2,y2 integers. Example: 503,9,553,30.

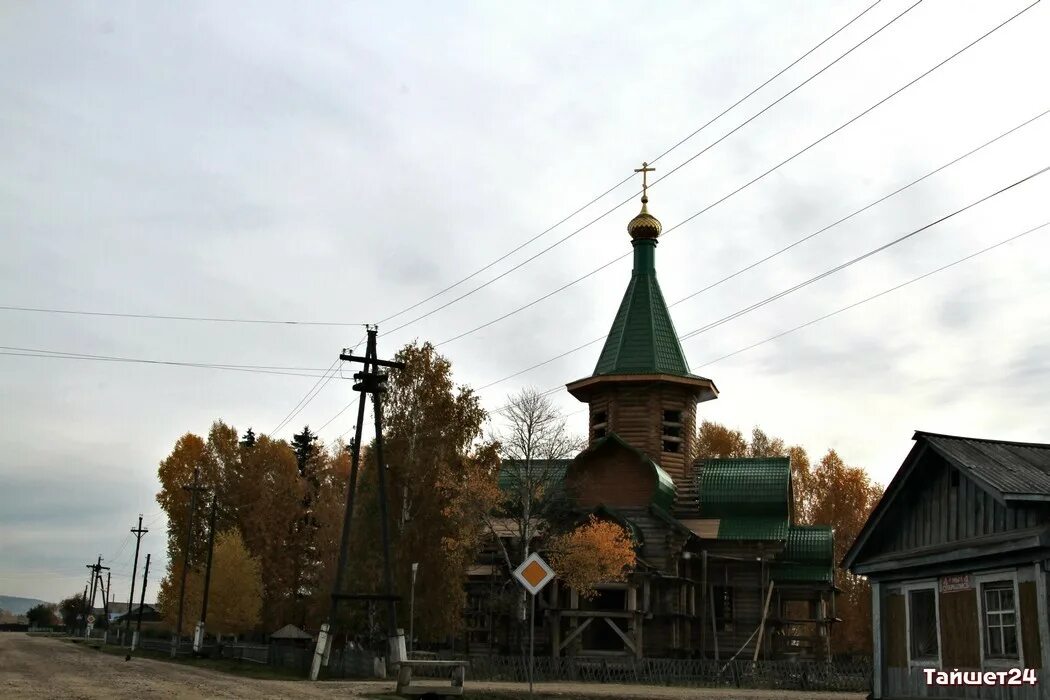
627,196,662,240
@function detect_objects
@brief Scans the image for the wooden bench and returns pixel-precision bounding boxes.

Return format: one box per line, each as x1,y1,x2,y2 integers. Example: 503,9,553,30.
395,659,469,697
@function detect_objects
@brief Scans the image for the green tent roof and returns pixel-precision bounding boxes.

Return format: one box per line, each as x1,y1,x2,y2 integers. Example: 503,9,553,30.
773,525,835,583
594,240,692,377
697,457,791,519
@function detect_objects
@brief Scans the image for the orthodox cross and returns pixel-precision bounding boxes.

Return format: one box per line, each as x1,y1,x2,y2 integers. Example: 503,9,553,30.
634,161,655,199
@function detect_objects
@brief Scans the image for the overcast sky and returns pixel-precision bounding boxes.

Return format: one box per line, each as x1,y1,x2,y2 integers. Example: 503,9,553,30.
2,0,1048,604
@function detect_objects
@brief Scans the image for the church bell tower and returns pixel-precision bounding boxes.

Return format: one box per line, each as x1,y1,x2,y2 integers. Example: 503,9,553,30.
565,163,718,486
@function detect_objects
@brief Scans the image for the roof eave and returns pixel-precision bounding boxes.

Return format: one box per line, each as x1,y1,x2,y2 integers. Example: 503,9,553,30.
567,373,718,403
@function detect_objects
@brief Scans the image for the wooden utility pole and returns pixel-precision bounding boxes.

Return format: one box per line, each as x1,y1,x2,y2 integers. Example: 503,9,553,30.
133,553,151,651
311,326,406,681
83,556,109,638
124,515,149,646
173,466,206,657
195,493,219,653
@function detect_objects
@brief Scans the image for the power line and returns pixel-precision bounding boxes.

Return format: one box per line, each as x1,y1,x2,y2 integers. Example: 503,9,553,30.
471,109,1048,391
433,3,1039,348
490,220,1050,416
485,165,1047,413
0,305,370,328
270,358,343,436
383,0,925,336
317,397,360,434
269,333,369,437
375,0,887,326
691,220,1050,369
677,165,1049,342
0,346,338,378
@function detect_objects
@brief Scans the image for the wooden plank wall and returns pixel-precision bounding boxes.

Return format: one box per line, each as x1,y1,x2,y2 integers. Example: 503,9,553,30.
1020,580,1042,670
939,589,980,668
568,451,655,510
884,593,907,668
706,560,764,659
874,455,1044,556
586,384,699,487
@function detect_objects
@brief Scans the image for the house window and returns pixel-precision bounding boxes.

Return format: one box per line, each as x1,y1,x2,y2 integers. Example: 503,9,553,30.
982,582,1019,659
591,411,607,426
713,586,733,632
907,587,939,663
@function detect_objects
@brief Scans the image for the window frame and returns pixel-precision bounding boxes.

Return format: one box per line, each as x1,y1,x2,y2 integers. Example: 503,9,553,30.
975,570,1024,669
903,580,941,668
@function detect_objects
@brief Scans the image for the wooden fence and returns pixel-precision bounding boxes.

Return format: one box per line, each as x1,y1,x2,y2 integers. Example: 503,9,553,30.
463,655,873,692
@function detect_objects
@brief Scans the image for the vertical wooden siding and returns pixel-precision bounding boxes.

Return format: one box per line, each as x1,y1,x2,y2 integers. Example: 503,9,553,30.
885,593,907,668
1020,580,1042,669
873,455,1043,557
938,589,980,668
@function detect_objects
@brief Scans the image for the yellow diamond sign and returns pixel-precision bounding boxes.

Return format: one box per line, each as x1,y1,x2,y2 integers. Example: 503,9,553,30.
513,552,555,595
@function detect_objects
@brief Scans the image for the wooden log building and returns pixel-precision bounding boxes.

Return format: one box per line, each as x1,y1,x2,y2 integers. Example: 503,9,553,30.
465,173,837,660
844,432,1050,699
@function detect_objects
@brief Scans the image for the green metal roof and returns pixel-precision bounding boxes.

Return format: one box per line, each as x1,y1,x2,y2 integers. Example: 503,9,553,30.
773,525,835,583
498,460,569,492
594,240,692,377
697,457,791,519
580,432,677,512
713,517,789,540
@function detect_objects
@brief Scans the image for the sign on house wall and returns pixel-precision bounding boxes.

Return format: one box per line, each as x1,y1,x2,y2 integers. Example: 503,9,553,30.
939,574,972,593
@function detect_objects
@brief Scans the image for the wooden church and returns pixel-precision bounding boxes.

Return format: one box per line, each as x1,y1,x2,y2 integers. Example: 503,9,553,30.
465,166,837,661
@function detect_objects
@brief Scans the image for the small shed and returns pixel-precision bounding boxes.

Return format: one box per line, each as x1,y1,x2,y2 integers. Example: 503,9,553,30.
843,431,1050,700
270,624,314,647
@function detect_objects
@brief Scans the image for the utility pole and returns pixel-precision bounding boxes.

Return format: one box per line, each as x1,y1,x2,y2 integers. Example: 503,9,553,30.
104,570,112,618
85,556,109,637
194,492,218,653
124,515,149,646
173,466,206,658
311,326,406,681
132,553,151,652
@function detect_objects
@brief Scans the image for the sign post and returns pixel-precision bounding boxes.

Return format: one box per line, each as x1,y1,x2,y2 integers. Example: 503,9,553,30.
512,552,556,699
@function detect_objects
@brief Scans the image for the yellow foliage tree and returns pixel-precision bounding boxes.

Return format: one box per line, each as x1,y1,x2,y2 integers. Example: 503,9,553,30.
157,529,262,636
547,516,636,599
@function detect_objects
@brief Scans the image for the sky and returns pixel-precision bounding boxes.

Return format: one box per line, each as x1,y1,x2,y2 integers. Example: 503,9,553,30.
1,0,1048,604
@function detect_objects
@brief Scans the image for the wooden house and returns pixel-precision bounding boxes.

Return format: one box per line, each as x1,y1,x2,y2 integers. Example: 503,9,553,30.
843,431,1050,699
465,180,837,660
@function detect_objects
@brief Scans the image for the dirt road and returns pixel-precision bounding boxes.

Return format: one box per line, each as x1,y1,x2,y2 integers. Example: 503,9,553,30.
0,633,865,699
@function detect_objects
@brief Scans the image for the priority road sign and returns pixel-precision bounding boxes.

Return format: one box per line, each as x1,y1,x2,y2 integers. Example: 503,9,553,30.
87,614,95,624
513,552,555,596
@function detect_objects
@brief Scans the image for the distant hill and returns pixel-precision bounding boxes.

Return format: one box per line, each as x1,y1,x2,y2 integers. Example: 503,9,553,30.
0,595,51,615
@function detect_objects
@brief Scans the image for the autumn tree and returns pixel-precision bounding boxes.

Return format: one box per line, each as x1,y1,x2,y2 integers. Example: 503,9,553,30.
806,449,883,654
695,420,749,459
548,516,637,599
491,387,584,574
157,529,263,636
347,341,495,642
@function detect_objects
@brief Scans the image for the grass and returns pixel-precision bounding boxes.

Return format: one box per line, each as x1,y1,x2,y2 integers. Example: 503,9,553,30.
61,636,307,681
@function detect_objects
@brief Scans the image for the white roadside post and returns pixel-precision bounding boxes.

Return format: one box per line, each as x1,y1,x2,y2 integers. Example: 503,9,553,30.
310,623,330,681
512,552,556,699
